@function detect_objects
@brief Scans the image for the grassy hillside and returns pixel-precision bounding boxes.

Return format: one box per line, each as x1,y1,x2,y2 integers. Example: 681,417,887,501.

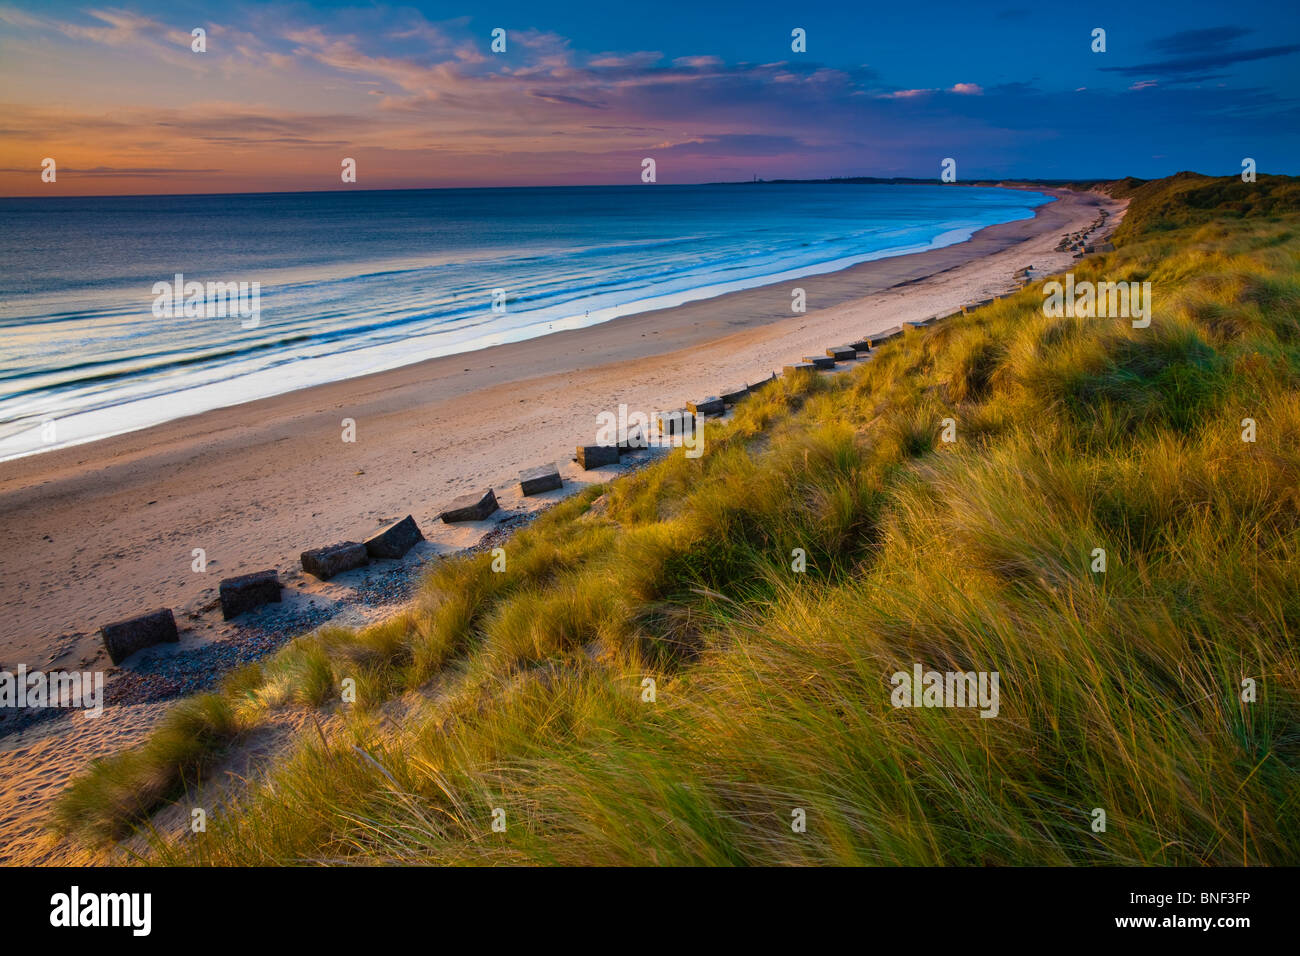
58,174,1300,865
1107,171,1300,238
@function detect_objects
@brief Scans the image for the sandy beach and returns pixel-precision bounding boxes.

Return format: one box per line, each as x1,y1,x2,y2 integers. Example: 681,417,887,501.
0,186,1119,673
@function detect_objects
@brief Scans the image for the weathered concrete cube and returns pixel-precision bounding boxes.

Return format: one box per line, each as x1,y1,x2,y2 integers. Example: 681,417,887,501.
720,384,750,405
803,355,835,369
520,463,562,496
219,570,282,620
364,515,423,560
849,339,873,352
782,362,817,375
748,371,778,391
826,346,857,361
301,541,369,580
440,488,498,523
577,444,620,469
101,608,178,665
872,326,904,344
658,409,695,436
906,320,929,329
687,396,725,417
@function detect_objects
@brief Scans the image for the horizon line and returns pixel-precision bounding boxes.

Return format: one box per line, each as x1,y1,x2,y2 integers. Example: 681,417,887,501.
0,174,1162,202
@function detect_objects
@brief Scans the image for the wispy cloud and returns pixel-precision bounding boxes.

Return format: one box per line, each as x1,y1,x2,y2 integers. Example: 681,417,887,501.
1100,25,1300,82
883,83,983,99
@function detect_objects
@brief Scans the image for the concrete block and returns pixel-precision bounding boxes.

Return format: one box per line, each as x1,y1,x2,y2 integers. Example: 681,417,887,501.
687,396,725,417
577,444,620,468
219,570,282,620
440,488,499,522
101,608,178,665
301,541,368,580
720,384,750,405
520,463,562,496
364,515,423,560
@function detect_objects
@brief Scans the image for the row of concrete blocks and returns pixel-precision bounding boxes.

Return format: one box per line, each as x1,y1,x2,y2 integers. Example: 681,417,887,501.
675,369,779,422
96,331,942,663
779,303,1006,378
1061,223,1113,257
95,314,983,662
95,399,750,661
299,512,426,583
435,462,559,528
435,371,788,529
301,369,799,594
91,361,829,662
97,513,429,664
99,565,289,664
95,358,828,662
779,326,909,375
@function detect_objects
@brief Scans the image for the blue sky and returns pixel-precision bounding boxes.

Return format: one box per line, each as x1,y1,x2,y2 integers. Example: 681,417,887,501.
1,0,1297,194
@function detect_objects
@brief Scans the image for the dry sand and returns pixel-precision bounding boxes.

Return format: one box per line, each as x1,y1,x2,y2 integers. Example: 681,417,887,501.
0,185,1124,864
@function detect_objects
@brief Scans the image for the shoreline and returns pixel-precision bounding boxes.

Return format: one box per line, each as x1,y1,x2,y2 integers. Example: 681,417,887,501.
0,185,1051,464
0,186,1119,672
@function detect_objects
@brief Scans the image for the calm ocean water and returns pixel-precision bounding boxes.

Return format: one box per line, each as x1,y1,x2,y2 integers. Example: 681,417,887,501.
0,184,1051,459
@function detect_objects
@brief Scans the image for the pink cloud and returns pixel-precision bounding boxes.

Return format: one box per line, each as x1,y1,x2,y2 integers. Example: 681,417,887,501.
884,82,982,99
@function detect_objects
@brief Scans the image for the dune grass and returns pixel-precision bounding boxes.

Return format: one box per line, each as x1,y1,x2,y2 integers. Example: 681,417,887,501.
57,174,1300,864
52,693,240,841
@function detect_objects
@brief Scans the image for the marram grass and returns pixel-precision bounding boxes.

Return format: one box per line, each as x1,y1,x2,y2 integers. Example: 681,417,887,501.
58,174,1300,865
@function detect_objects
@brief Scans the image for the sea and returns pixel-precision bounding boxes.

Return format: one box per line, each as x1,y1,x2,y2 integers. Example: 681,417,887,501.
0,183,1052,460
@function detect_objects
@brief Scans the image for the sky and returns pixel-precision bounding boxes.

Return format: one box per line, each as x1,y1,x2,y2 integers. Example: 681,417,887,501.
1,0,1298,196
